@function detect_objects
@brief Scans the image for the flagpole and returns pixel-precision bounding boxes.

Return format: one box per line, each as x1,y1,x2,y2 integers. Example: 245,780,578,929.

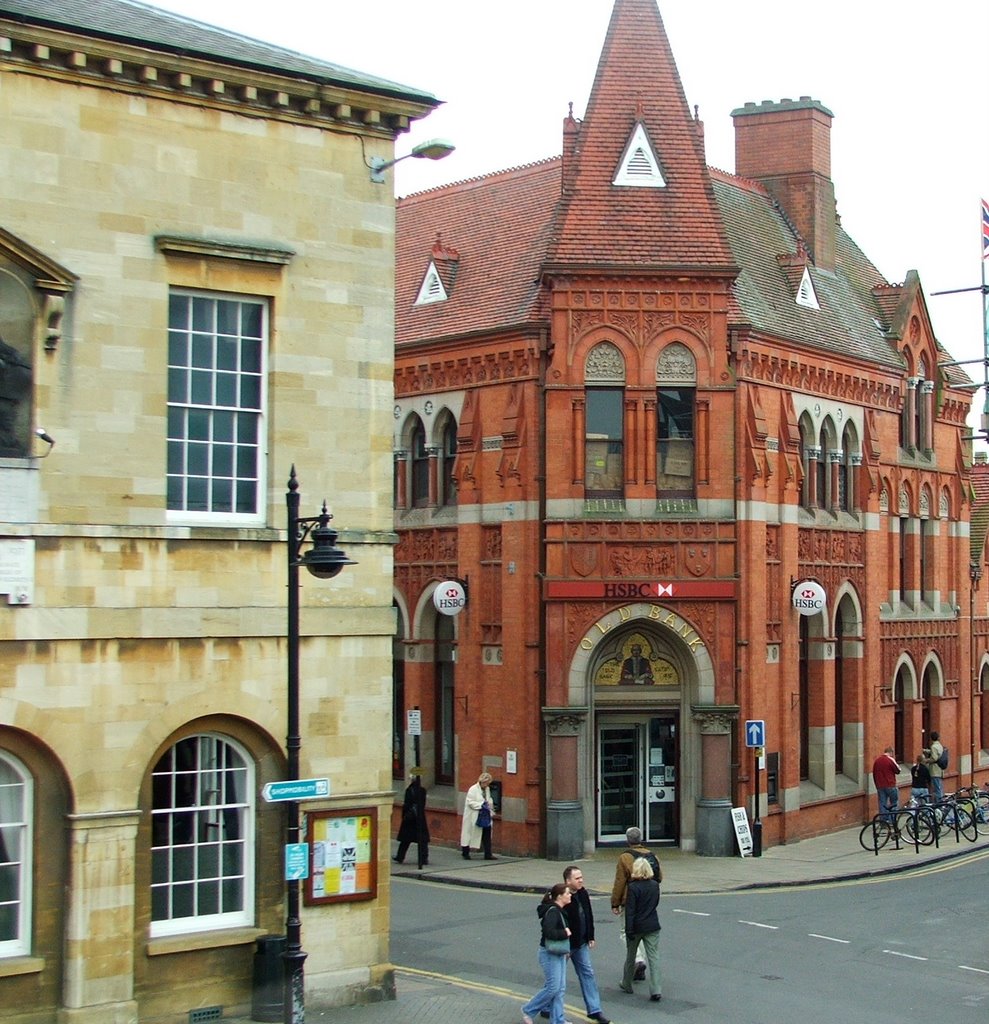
982,199,989,439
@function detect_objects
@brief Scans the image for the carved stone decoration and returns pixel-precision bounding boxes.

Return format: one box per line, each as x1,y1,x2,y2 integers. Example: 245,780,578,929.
939,490,950,519
879,485,889,513
584,341,626,383
691,704,739,735
543,708,588,736
569,544,599,578
656,341,697,384
898,484,909,516
919,488,930,518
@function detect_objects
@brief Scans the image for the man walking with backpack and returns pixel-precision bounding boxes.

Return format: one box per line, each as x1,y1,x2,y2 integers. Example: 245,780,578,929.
610,826,662,983
927,732,947,801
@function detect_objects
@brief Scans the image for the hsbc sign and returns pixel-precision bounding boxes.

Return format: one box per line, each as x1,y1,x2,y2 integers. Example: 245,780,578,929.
792,579,826,616
433,580,467,616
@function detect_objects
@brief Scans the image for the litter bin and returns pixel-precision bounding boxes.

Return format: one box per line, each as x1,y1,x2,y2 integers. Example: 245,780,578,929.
251,934,285,1022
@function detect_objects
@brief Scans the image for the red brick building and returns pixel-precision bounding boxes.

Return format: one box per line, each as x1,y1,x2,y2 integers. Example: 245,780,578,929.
392,0,984,857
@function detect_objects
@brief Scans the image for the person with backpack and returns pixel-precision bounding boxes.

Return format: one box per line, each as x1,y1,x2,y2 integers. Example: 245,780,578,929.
610,826,662,983
927,733,947,801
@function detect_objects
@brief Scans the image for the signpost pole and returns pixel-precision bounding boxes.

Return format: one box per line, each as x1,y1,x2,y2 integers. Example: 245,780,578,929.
752,747,762,857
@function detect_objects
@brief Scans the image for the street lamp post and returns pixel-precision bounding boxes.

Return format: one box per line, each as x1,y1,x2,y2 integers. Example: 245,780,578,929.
284,466,355,1024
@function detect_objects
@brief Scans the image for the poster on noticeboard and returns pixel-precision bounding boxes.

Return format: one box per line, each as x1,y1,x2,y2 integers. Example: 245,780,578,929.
304,807,377,905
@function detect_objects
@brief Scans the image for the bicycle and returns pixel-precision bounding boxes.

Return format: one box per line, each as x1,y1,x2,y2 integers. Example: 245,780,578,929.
929,794,978,842
951,786,989,837
858,804,936,852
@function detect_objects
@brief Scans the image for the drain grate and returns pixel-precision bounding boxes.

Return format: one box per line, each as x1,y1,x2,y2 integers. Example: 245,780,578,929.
189,1008,222,1024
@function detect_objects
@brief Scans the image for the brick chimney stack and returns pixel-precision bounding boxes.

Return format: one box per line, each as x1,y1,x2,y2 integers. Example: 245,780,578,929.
732,97,837,271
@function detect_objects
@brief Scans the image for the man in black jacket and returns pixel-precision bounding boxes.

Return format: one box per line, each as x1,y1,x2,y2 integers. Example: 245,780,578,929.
549,865,610,1024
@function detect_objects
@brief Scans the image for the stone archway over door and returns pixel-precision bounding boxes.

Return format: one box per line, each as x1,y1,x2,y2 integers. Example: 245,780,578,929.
544,602,737,857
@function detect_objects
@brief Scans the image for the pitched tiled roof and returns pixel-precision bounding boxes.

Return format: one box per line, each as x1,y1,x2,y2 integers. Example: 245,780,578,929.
710,170,905,369
396,160,561,344
0,0,437,102
970,461,989,568
548,0,734,270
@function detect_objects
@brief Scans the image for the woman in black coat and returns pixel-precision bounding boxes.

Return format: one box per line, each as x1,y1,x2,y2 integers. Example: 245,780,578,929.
619,857,662,1001
394,774,429,866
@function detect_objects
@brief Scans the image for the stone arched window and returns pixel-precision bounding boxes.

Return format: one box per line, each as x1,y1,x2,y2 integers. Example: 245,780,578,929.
0,749,32,956
584,342,626,497
656,342,696,497
150,733,254,937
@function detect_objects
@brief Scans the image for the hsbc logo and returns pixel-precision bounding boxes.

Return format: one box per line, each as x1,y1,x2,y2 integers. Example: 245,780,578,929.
433,580,467,616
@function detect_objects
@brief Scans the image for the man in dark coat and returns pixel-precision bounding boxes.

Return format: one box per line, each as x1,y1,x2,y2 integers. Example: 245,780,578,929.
558,865,610,1024
394,773,429,867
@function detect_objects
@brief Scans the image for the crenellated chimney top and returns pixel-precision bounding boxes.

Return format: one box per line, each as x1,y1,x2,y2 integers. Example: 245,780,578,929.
732,97,837,271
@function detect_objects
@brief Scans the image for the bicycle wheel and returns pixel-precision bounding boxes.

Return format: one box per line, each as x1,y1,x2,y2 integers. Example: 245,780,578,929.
955,805,978,842
860,818,892,851
901,808,935,846
973,795,989,837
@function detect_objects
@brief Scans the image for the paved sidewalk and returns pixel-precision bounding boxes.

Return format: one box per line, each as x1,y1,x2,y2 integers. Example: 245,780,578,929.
225,824,989,1024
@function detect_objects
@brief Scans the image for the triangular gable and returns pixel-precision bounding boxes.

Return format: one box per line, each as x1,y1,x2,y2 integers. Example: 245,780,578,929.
795,266,819,310
613,122,666,188
414,261,448,305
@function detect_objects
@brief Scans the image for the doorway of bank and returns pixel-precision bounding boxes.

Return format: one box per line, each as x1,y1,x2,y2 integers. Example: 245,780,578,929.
597,716,678,845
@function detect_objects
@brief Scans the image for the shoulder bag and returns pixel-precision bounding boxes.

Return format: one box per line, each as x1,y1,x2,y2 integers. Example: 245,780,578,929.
543,907,570,955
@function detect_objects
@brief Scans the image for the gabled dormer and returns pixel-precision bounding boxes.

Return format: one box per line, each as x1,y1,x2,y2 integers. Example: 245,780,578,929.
413,235,460,306
414,261,448,305
613,121,666,188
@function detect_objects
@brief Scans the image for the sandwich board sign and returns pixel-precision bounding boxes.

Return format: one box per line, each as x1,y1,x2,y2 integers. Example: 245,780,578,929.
731,806,754,857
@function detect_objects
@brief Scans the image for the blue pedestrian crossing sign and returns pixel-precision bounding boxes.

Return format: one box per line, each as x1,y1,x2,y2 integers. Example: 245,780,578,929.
745,720,766,748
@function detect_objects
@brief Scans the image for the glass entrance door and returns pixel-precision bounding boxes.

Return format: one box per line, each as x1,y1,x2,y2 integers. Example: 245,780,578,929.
597,716,678,845
598,726,639,842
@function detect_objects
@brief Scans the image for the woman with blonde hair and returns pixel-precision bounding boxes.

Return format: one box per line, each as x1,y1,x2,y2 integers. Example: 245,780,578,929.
619,856,662,1002
460,770,495,859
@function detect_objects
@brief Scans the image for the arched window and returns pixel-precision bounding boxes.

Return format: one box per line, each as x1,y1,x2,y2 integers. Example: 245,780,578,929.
656,343,696,497
0,751,32,956
980,663,989,752
894,666,911,764
440,416,458,506
434,614,456,785
393,601,406,780
798,414,816,510
584,342,625,498
839,424,858,512
150,734,253,936
410,417,429,508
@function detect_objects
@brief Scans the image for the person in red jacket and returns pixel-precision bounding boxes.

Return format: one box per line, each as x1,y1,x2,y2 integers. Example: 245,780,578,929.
872,746,901,822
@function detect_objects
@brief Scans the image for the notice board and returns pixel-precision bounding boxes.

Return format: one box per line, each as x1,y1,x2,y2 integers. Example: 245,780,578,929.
304,807,377,905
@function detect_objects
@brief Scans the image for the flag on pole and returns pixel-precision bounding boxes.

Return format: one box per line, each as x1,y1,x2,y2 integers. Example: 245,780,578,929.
982,197,989,259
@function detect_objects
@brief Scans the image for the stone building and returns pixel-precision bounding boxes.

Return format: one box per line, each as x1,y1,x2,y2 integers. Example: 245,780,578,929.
392,0,984,859
0,1,437,1021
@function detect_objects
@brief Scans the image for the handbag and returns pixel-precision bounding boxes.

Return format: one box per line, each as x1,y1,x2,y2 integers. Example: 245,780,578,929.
476,803,492,828
544,908,570,955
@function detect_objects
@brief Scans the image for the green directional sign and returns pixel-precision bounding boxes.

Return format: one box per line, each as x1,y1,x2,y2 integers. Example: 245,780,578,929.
262,777,330,803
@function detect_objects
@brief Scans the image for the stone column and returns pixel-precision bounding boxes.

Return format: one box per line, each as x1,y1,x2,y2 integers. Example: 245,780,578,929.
921,380,935,454
542,707,587,860
829,450,842,513
805,446,821,508
904,376,919,451
393,450,408,509
59,810,140,1024
691,704,739,857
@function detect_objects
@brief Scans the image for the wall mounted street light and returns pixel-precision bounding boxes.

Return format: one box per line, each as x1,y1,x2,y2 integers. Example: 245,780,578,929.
284,466,356,1024
368,137,455,183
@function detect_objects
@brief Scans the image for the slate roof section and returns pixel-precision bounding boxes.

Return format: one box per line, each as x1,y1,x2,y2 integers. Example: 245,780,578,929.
970,460,989,569
548,0,734,270
710,170,905,369
396,159,561,345
0,0,437,103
